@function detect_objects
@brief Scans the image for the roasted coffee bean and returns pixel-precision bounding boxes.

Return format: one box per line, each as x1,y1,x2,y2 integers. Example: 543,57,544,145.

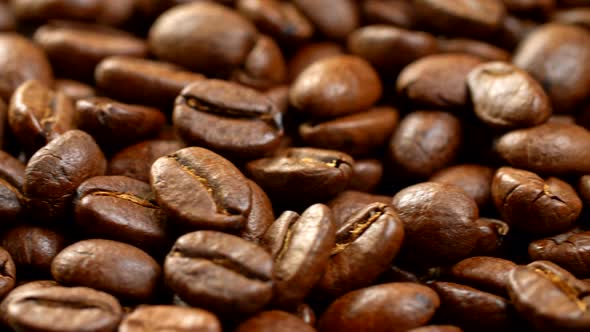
316,203,404,297
34,21,148,80
120,305,222,332
236,310,316,332
390,111,462,178
327,190,391,227
149,2,258,76
397,53,483,108
54,79,96,101
231,35,287,90
240,180,275,244
318,282,440,332
108,139,184,183
0,98,5,148
164,230,273,316
437,38,510,61
467,61,552,129
0,247,15,299
290,55,382,118
491,167,582,234
24,130,106,222
52,239,161,301
407,326,463,332
0,34,53,101
0,3,15,32
508,260,590,331
8,80,75,154
347,25,437,73
553,8,590,30
4,285,122,332
261,204,335,307
348,159,384,193
1,225,66,276
75,97,165,148
151,147,252,231
291,0,359,40
12,0,133,25
414,0,506,38
173,79,283,159
0,280,58,326
0,150,25,226
361,0,416,29
299,106,398,157
287,42,343,82
431,164,494,209
513,23,590,112
74,176,168,252
579,175,590,203
450,256,516,296
495,123,590,174
529,228,590,278
246,147,354,203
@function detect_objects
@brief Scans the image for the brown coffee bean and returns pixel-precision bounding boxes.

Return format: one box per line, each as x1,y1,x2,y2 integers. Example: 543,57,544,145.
151,147,252,231
74,176,168,252
231,35,287,90
316,203,404,297
0,150,25,226
240,180,275,243
327,190,392,228
529,228,590,278
361,0,416,28
397,53,483,108
75,97,165,148
290,55,382,118
0,247,15,299
120,305,221,332
0,280,59,327
52,239,161,301
54,79,96,101
262,204,335,307
389,111,462,177
579,175,590,203
513,23,590,112
318,282,440,332
348,159,384,193
164,230,273,316
149,2,258,76
236,310,316,332
431,164,494,208
508,260,590,331
0,34,53,101
12,0,133,25
495,123,590,174
0,3,15,32
34,21,148,80
287,42,343,82
407,326,463,332
467,61,552,129
246,147,354,203
173,79,283,159
24,130,106,222
108,139,184,183
347,25,437,73
450,256,516,296
5,285,122,332
292,0,359,40
553,8,590,30
414,0,506,38
437,38,510,61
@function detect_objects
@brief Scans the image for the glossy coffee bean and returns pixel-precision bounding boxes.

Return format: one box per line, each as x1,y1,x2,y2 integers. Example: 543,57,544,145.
407,326,463,332
231,35,287,90
151,147,252,231
0,280,58,326
431,164,494,208
0,34,53,101
0,247,15,299
318,282,440,332
149,2,258,76
579,175,590,204
0,150,25,226
120,305,221,332
467,61,552,129
287,42,343,82
51,239,161,301
348,159,384,193
397,53,483,108
54,79,96,101
164,231,273,316
495,123,590,174
450,256,516,296
261,204,335,307
390,111,462,177
327,190,391,228
508,260,590,331
4,285,122,332
24,130,106,222
290,55,382,118
246,147,354,203
529,228,590,278
291,0,359,40
236,310,316,332
437,38,510,61
492,167,582,234
316,203,404,297
361,0,416,28
240,180,275,243
74,176,168,252
173,79,283,159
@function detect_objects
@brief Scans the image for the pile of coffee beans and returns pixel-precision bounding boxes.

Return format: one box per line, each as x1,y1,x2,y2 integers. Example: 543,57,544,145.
0,0,590,331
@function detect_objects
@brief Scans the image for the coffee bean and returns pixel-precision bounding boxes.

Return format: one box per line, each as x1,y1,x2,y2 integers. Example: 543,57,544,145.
0,247,15,299
262,204,335,307
491,166,582,234
236,310,316,332
327,190,391,228
287,42,343,82
450,256,516,296
54,79,96,101
0,280,58,328
348,159,384,193
495,123,590,174
12,0,132,25
24,130,106,222
5,285,122,332
151,147,252,231
0,34,53,101
431,164,494,208
173,79,283,159
51,239,161,301
529,228,590,278
437,38,510,61
318,282,440,332
240,180,275,244
231,35,287,90
292,0,359,40
290,55,382,118
0,3,15,32
579,175,590,204
120,305,221,332
508,260,590,331
74,175,168,252
361,0,416,28
164,230,273,316
553,8,590,30
407,326,463,332
0,150,25,226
